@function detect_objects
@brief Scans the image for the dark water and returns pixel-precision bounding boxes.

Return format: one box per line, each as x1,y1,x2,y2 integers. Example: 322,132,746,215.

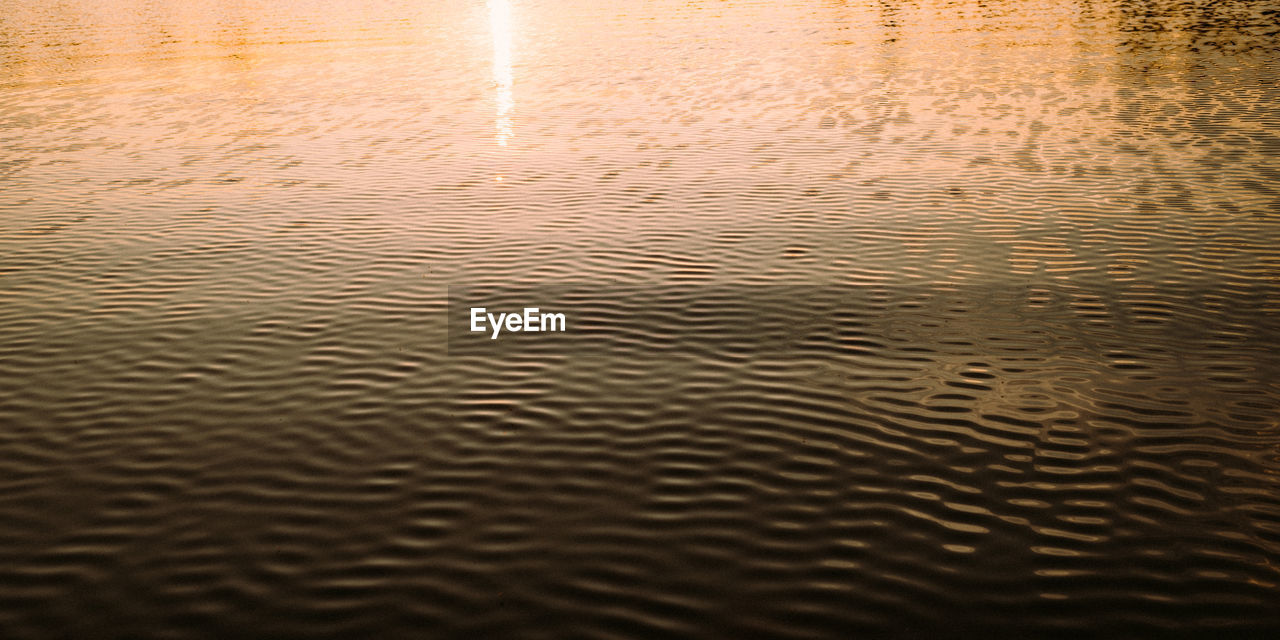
2,0,1279,636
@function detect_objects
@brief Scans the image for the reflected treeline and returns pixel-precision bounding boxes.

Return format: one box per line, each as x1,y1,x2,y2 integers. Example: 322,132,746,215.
816,0,1276,55
1098,0,1278,53
4,0,1275,79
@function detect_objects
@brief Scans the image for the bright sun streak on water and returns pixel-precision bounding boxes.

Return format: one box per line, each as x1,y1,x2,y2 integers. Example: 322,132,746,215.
490,0,513,147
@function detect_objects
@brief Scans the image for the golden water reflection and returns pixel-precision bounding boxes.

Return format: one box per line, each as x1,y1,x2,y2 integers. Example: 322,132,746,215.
490,0,514,147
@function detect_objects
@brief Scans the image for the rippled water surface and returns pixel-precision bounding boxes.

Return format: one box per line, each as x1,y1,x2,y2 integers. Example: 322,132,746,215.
2,0,1279,636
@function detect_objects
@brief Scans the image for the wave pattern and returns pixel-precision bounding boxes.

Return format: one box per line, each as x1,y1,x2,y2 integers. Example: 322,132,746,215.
1,0,1279,637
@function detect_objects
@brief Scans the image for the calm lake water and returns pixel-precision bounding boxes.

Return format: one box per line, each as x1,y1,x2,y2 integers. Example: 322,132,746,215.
1,0,1278,636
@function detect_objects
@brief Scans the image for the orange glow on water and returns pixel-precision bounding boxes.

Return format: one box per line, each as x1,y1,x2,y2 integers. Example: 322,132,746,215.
490,0,514,147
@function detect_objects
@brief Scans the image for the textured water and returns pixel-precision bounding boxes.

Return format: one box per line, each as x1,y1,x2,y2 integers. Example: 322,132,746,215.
2,0,1279,636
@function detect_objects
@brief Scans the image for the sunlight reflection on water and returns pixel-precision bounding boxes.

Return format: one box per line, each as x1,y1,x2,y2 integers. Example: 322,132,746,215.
0,1,1278,637
491,0,514,147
